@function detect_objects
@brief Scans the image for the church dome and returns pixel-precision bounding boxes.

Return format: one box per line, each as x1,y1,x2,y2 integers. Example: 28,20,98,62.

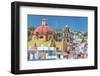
33,19,55,35
33,25,55,35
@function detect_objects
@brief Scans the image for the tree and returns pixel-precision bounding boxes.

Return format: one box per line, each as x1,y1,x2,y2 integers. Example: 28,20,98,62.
28,26,35,41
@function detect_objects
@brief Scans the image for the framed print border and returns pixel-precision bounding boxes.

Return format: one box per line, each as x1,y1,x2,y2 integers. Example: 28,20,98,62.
11,1,98,74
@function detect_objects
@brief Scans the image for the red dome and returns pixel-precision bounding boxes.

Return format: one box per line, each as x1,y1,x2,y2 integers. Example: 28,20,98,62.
33,25,55,35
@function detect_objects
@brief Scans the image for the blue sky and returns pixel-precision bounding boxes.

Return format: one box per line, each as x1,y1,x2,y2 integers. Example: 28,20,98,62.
28,15,88,32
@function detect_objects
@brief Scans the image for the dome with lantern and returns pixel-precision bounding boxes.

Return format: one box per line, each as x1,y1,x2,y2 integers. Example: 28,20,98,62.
32,19,55,41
